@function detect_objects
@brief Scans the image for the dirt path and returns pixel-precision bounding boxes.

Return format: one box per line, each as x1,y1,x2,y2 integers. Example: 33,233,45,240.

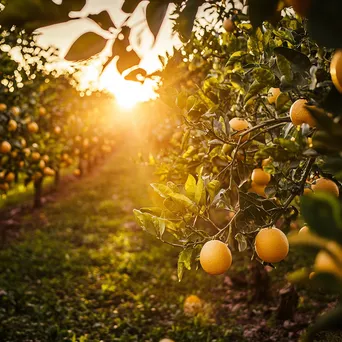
0,140,338,341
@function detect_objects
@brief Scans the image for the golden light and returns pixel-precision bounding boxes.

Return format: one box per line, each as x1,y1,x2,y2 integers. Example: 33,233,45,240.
79,63,159,110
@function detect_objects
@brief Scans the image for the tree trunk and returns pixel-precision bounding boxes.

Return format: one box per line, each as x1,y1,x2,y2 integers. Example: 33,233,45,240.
33,178,43,209
54,169,60,189
249,262,271,301
276,283,299,321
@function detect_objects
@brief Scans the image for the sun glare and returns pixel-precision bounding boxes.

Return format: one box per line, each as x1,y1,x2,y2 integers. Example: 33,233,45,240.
79,63,158,110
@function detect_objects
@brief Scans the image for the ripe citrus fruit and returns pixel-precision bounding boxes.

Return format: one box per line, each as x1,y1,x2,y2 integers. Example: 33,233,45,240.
267,87,281,104
1,141,11,154
5,172,15,182
330,49,342,94
223,18,234,32
0,182,9,191
290,99,316,127
43,167,55,176
262,157,272,167
159,339,175,342
8,119,17,132
255,227,289,263
39,160,46,170
229,118,250,142
73,169,81,177
314,242,342,278
27,122,39,133
42,155,49,163
309,271,316,280
0,103,7,111
31,152,40,161
200,240,232,275
303,187,313,195
248,182,266,198
21,138,26,147
251,168,271,186
54,126,61,135
39,107,47,116
11,106,20,116
184,295,203,315
312,178,339,197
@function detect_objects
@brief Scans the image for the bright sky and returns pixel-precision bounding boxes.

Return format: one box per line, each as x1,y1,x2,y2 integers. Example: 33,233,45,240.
37,0,180,108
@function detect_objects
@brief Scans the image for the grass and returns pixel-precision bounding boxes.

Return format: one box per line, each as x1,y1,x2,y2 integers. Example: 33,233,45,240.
0,141,339,341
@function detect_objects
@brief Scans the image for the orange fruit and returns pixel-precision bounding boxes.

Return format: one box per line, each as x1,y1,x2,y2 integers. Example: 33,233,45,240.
54,126,61,135
1,141,11,154
290,99,316,127
39,160,46,170
303,187,313,196
251,168,271,186
229,118,250,142
73,169,81,177
184,295,203,315
20,138,27,147
267,87,281,104
8,119,17,132
309,271,316,280
11,106,20,116
0,103,7,111
23,148,31,157
248,182,266,198
223,18,234,32
330,49,342,94
200,240,232,275
255,227,289,263
159,339,175,342
314,242,342,278
27,122,39,133
42,155,49,163
312,178,339,197
43,167,55,176
0,182,9,191
31,152,40,161
39,107,47,116
5,172,15,182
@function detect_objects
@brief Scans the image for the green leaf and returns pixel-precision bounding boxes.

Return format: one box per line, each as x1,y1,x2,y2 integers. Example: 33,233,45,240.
146,2,169,40
177,0,199,42
150,183,174,199
244,80,266,103
65,32,107,61
274,47,311,72
177,248,194,281
195,176,205,206
171,193,198,214
248,0,279,28
185,174,196,201
253,67,275,86
276,54,293,82
300,193,342,244
207,180,220,203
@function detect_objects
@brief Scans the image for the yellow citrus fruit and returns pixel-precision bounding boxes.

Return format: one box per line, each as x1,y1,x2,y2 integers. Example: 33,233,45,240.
11,151,18,158
159,339,175,342
11,106,20,116
298,226,310,235
39,107,47,116
5,172,15,182
0,103,7,111
223,18,234,32
184,295,203,315
8,119,17,132
1,141,12,154
229,118,250,142
312,178,339,197
285,0,311,16
31,152,40,161
267,87,281,104
255,227,289,263
0,182,9,191
290,99,316,127
83,139,89,148
248,182,266,198
200,240,232,275
39,160,46,170
19,161,24,168
314,242,342,278
251,168,271,186
27,122,39,133
23,148,31,157
54,126,62,135
21,138,27,147
330,49,342,94
73,169,81,177
42,155,49,163
43,167,55,176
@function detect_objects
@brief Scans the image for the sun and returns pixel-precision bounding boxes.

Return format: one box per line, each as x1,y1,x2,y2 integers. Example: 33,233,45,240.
79,63,158,109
